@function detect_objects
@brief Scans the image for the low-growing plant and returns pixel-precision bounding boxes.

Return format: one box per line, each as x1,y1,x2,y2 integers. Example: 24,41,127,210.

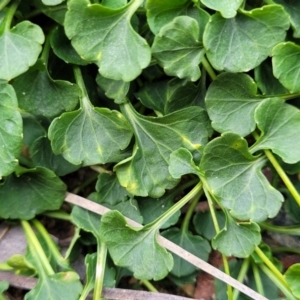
1,0,300,299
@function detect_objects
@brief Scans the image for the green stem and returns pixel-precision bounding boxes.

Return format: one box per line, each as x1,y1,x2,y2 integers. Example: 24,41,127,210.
0,263,13,270
181,190,202,232
204,186,220,232
266,93,300,100
21,220,55,276
271,246,300,255
252,261,265,297
264,149,300,206
0,0,11,11
204,186,233,300
40,34,51,64
73,66,90,107
23,5,67,20
32,219,70,271
251,131,300,207
3,0,20,30
254,246,287,288
140,280,158,292
64,227,81,260
260,222,300,236
259,264,297,300
18,154,35,168
147,182,203,230
233,258,251,300
93,240,107,300
43,210,72,221
202,56,217,81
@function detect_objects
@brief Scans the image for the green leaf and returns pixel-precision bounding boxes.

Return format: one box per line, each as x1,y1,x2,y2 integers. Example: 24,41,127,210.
0,21,44,80
200,0,242,18
146,0,209,39
42,0,65,5
24,272,82,300
30,136,80,176
161,228,210,277
65,0,151,81
102,0,127,9
0,281,9,294
199,133,283,222
272,42,300,93
22,115,46,148
273,0,300,38
138,194,181,229
254,59,288,95
193,210,226,240
48,98,132,166
152,16,205,82
205,72,263,137
135,78,203,115
99,210,173,280
252,98,300,164
104,199,143,224
169,148,200,179
13,60,80,118
71,202,102,239
0,167,66,220
284,263,300,297
203,5,289,72
115,103,212,197
212,217,261,257
0,83,22,177
94,173,131,205
96,74,129,104
50,26,88,66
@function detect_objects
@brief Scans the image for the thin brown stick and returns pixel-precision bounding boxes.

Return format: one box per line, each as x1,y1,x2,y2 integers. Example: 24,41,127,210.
0,271,194,300
65,193,268,300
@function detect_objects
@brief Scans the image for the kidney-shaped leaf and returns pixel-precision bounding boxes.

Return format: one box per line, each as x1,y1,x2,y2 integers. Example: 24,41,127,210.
0,21,44,80
99,210,173,280
13,61,80,118
203,5,289,72
146,0,209,39
199,133,283,222
115,103,212,197
0,167,66,220
200,0,243,18
48,96,132,166
152,16,205,82
212,217,261,258
0,83,22,178
252,98,300,164
205,73,263,137
272,42,300,93
65,0,151,81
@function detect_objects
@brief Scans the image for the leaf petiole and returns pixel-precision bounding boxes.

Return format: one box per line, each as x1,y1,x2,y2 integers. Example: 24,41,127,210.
31,219,70,271
258,263,297,300
259,222,300,236
21,220,54,276
93,240,107,300
254,246,287,288
2,0,20,31
233,258,251,300
201,56,217,81
252,131,300,206
251,261,264,297
146,182,203,231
